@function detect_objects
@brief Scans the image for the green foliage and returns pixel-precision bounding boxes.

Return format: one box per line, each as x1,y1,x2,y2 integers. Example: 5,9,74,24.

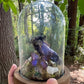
27,0,36,3
27,0,31,3
72,0,75,1
19,0,25,3
75,47,84,63
59,0,67,12
3,2,9,12
8,1,17,14
14,37,19,58
0,0,2,3
78,0,84,15
0,0,17,14
2,0,83,60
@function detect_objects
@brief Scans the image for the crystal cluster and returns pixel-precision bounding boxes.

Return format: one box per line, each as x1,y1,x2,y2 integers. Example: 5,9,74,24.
20,35,63,80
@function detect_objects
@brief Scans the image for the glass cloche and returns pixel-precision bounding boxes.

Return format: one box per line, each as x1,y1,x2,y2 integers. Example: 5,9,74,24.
18,0,65,81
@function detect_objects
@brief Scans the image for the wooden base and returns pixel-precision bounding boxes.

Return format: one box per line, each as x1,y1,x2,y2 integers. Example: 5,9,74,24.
14,66,70,84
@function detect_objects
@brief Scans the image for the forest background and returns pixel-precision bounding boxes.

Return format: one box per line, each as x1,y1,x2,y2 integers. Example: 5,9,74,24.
0,0,84,84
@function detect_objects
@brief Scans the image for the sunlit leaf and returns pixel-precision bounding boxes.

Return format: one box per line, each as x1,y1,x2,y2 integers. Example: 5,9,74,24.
3,2,9,12
33,0,36,1
8,1,17,14
27,0,31,3
0,1,2,3
19,0,25,3
59,0,67,12
27,0,36,3
78,0,84,15
0,0,3,3
3,0,9,2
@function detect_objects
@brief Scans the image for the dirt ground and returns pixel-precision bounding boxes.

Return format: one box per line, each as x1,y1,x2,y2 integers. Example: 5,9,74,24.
66,63,84,84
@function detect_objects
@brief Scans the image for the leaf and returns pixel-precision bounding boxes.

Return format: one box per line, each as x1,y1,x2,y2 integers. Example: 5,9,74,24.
55,0,62,2
3,2,9,12
72,0,75,1
0,0,3,3
78,0,84,15
27,0,31,3
19,0,25,3
33,0,36,1
27,0,36,3
60,4,65,12
59,0,67,12
0,1,2,3
3,0,9,2
8,1,17,14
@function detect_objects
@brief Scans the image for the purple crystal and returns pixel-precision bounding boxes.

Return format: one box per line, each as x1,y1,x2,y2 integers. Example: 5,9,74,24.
31,53,39,67
31,52,48,68
41,42,49,57
31,36,60,64
32,59,38,67
41,42,59,63
31,53,39,60
40,60,47,69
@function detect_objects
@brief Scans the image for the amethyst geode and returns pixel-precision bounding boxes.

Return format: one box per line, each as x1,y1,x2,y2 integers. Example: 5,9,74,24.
20,36,63,80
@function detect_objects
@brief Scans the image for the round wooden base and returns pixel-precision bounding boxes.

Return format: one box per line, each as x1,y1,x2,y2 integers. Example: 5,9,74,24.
14,66,70,84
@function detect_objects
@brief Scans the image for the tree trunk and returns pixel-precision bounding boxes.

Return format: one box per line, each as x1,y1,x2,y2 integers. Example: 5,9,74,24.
0,3,17,84
78,15,84,47
54,1,59,5
66,0,78,56
18,0,23,12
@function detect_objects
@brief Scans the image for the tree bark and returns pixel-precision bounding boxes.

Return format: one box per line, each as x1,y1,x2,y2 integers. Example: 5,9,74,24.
66,0,78,56
78,15,84,47
54,1,59,5
0,3,17,84
18,0,23,12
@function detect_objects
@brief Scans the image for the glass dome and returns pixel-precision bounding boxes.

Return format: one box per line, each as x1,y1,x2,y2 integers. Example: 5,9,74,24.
18,0,65,81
